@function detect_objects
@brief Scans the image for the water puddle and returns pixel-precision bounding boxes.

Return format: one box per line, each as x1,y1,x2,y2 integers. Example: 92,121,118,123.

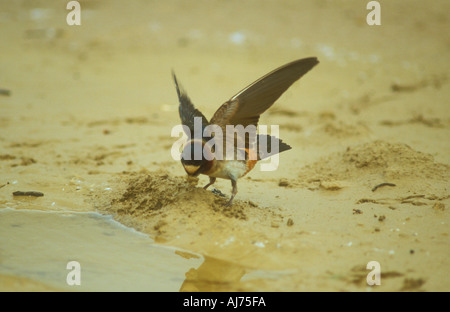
0,208,203,291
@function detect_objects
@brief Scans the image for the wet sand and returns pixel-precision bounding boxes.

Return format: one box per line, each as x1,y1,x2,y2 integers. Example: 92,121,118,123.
0,0,449,291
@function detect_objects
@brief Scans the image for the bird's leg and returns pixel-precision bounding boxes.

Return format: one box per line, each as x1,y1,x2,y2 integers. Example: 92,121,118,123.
203,177,216,190
225,179,237,206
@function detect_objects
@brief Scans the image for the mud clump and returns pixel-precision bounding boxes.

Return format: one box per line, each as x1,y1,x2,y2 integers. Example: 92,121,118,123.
109,171,248,220
96,170,259,243
342,141,449,182
297,140,449,196
343,141,434,172
114,172,194,215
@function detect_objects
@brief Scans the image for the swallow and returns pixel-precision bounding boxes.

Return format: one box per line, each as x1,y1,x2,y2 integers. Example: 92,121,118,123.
173,57,319,205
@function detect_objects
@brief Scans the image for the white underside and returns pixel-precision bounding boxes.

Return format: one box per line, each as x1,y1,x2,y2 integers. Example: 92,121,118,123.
207,160,247,180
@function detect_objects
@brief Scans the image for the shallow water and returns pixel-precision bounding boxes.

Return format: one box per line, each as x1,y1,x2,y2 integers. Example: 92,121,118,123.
0,208,203,291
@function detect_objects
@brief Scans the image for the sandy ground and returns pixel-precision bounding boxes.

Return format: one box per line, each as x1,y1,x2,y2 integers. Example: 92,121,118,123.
0,0,449,291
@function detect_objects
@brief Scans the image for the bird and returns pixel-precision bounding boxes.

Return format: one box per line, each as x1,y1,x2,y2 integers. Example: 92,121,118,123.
172,57,319,205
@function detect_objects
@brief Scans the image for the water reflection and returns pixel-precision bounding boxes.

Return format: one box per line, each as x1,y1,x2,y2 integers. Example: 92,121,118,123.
0,208,203,291
0,208,290,291
180,256,246,292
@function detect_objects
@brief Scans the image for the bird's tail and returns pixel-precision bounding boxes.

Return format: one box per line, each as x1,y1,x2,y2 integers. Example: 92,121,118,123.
256,134,291,160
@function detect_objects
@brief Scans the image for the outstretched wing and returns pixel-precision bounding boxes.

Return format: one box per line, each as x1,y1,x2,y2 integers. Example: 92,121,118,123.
173,71,209,137
209,57,319,158
210,57,319,129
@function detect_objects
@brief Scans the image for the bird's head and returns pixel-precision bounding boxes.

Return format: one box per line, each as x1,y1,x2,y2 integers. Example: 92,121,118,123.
180,139,213,176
